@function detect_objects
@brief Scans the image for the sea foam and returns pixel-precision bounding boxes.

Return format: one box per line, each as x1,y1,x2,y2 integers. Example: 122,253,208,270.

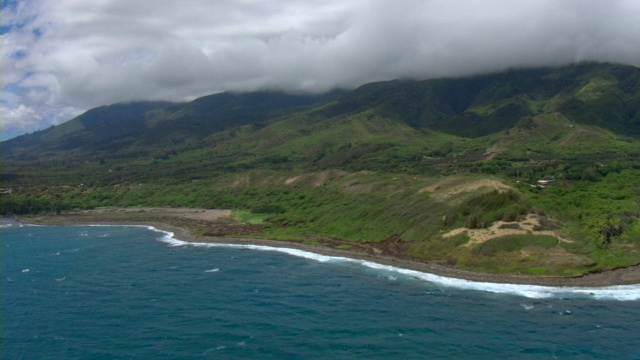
145,226,640,301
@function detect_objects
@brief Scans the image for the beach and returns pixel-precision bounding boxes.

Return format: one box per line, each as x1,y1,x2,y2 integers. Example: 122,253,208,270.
13,208,640,287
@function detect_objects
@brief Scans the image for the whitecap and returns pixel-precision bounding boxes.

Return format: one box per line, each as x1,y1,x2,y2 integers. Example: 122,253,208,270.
205,268,220,273
22,269,30,273
520,303,535,310
203,345,227,354
147,226,640,301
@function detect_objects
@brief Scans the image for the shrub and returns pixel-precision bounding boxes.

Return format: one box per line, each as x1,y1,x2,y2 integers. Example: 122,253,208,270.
445,190,533,229
251,204,286,214
472,234,558,257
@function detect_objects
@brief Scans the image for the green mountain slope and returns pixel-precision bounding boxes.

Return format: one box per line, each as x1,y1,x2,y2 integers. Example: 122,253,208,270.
1,102,173,156
2,63,640,276
1,91,344,158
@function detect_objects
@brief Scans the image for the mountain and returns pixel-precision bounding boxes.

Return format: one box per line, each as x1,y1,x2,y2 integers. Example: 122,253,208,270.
338,62,640,137
1,102,173,155
4,63,639,161
1,91,344,158
2,62,640,276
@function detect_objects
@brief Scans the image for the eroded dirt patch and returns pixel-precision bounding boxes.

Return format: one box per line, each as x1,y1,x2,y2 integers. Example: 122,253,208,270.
442,213,573,246
420,178,511,203
284,175,302,185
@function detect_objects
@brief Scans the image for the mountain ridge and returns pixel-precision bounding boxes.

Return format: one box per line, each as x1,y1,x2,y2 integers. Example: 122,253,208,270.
3,62,639,160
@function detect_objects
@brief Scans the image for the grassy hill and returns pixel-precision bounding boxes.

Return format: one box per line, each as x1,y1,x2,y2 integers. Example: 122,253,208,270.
2,62,640,276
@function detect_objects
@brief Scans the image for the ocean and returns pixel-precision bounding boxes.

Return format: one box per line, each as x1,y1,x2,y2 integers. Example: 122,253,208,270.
3,218,640,359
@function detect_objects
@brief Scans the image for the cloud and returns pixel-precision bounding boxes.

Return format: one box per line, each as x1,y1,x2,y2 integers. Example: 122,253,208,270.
0,101,82,140
2,0,640,139
1,104,43,131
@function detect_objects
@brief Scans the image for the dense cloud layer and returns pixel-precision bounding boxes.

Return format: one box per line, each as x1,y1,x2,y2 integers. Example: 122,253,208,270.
2,0,640,139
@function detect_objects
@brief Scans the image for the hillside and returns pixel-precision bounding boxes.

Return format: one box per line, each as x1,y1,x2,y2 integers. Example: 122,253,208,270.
2,62,640,276
1,101,173,156
1,91,344,158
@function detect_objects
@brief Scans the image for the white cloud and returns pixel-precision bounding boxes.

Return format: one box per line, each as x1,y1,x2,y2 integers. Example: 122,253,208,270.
2,0,640,138
1,104,43,129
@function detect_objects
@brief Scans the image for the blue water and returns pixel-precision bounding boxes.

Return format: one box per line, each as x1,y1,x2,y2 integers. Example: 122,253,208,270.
3,219,640,359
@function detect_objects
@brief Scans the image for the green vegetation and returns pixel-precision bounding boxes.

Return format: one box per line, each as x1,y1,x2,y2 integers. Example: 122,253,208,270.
443,190,534,229
2,63,640,276
472,234,558,257
458,234,566,275
232,210,271,225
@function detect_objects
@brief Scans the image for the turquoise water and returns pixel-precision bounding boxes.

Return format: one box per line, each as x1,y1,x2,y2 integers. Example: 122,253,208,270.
3,219,640,359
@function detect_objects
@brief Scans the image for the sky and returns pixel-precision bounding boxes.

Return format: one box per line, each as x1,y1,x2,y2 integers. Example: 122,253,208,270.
2,0,640,140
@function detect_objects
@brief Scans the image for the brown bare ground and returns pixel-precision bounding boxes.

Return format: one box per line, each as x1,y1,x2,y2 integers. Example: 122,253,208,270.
420,178,512,203
284,175,302,185
441,214,598,268
442,213,573,246
73,208,231,221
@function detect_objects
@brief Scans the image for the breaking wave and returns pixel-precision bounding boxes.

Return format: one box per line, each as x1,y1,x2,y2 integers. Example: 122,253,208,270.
155,226,640,301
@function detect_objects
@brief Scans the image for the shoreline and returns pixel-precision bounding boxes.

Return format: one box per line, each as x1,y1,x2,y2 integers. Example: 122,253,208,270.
10,214,640,287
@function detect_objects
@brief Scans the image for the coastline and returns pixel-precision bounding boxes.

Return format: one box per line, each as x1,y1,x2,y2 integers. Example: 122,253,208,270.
10,213,640,288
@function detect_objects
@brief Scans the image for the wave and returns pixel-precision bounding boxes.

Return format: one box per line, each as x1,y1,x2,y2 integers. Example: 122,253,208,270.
0,220,37,228
140,226,640,301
